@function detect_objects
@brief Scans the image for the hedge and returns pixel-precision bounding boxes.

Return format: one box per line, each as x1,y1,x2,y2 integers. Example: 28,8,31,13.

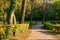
0,24,29,40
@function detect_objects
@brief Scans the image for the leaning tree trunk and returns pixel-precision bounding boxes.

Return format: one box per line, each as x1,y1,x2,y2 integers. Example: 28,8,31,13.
7,11,16,24
9,11,14,24
9,11,16,24
7,0,17,24
13,14,16,24
20,0,26,24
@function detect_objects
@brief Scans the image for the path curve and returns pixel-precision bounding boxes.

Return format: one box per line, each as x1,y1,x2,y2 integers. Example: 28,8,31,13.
27,24,60,40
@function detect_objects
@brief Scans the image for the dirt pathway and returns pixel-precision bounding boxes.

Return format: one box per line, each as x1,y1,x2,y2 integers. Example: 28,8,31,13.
27,25,60,40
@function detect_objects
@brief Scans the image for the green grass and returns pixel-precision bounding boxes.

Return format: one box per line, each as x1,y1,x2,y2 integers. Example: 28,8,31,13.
25,21,42,24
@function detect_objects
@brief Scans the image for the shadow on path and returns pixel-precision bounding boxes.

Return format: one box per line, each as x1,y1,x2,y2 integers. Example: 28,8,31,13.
31,24,44,29
27,24,60,40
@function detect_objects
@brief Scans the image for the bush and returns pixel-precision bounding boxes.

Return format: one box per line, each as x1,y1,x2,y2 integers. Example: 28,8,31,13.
0,24,29,40
44,22,54,30
13,24,29,36
0,25,13,40
53,24,60,33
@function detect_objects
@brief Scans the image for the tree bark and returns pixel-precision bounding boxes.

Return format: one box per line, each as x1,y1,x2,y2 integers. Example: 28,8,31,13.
42,4,46,24
41,1,47,24
7,0,17,24
13,14,16,24
2,9,5,24
2,13,5,24
29,0,34,26
10,11,14,24
7,11,16,24
20,0,26,24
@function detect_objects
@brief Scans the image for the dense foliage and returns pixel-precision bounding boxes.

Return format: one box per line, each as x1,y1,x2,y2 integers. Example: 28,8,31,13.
44,22,54,30
0,24,29,40
0,0,60,40
0,0,60,22
0,25,13,40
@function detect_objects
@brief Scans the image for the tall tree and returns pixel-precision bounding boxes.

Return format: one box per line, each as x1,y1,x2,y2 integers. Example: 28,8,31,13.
7,0,17,24
41,0,49,24
20,0,26,24
29,0,35,26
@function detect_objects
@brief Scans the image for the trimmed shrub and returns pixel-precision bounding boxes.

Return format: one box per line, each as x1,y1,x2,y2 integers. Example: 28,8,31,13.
0,25,13,40
0,24,29,40
13,24,29,36
44,22,54,30
53,24,60,33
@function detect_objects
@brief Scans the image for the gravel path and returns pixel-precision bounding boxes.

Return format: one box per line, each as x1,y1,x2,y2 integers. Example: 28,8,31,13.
27,25,60,40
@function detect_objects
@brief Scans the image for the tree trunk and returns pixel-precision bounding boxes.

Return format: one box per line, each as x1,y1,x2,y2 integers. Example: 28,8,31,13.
7,0,17,24
2,13,5,24
13,14,16,24
42,11,45,24
2,11,5,24
42,3,46,24
29,0,34,26
10,11,14,24
29,9,34,26
7,11,16,24
20,0,26,24
1,7,5,24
